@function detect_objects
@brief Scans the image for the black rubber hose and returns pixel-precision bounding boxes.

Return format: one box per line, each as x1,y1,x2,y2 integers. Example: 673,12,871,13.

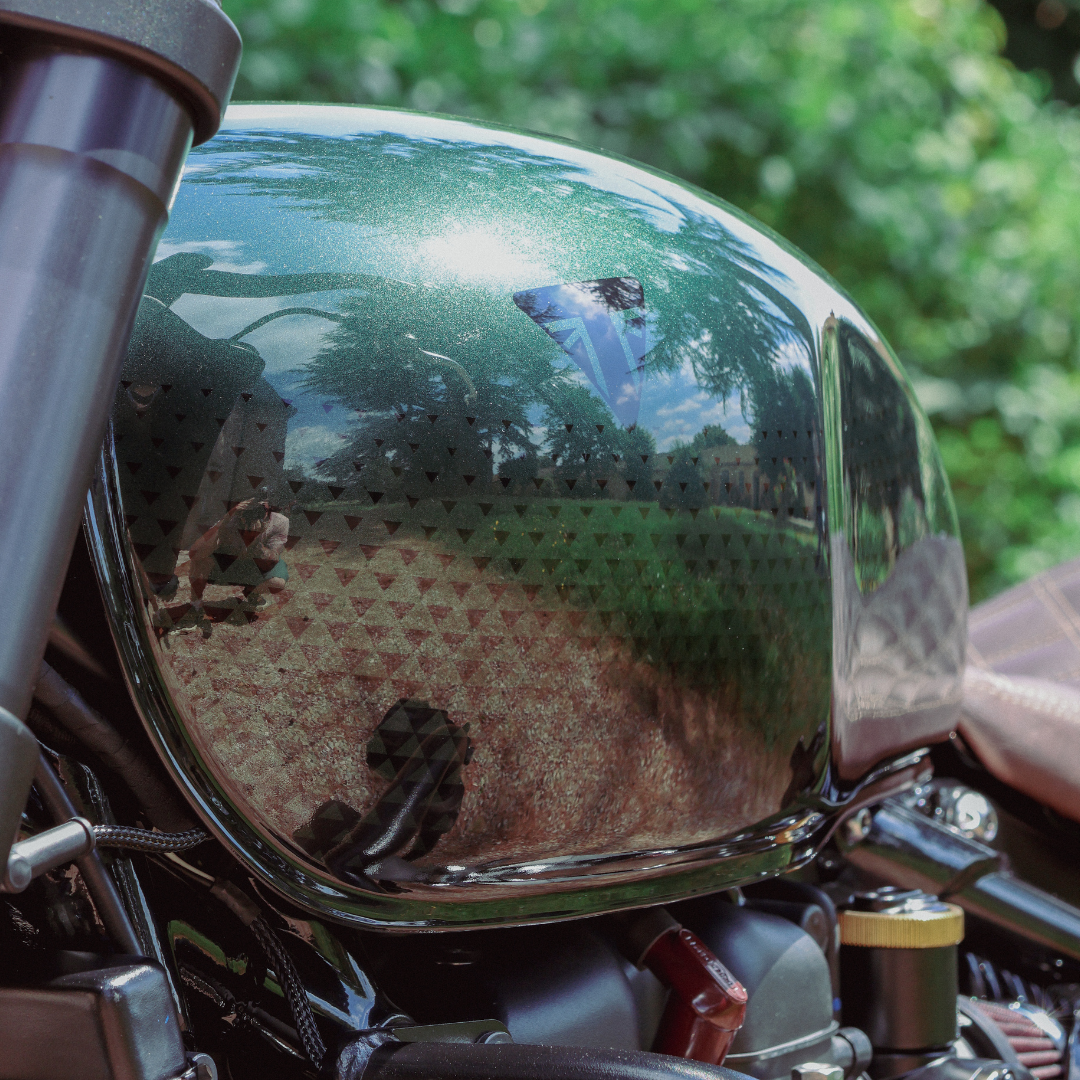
33,660,195,832
349,1042,755,1080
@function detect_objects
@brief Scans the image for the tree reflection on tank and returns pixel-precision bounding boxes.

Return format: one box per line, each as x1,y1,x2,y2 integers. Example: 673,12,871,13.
96,105,962,923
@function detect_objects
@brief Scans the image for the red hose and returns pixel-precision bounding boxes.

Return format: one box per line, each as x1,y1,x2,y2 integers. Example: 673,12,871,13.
642,927,748,1066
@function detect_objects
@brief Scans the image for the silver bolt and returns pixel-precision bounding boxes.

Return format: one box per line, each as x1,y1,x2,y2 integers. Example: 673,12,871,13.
792,1063,844,1080
476,1030,514,1044
839,808,873,847
939,787,998,842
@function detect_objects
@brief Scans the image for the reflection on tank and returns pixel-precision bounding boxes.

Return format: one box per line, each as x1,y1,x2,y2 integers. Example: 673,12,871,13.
99,114,959,915
513,277,652,429
828,320,967,778
832,534,967,779
189,497,290,614
295,699,473,886
116,254,364,633
113,230,833,881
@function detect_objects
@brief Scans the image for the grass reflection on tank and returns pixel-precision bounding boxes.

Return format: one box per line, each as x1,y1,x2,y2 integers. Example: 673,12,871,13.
98,106,954,917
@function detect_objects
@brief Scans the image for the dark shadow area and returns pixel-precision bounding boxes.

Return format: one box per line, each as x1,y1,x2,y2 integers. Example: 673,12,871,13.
989,0,1080,103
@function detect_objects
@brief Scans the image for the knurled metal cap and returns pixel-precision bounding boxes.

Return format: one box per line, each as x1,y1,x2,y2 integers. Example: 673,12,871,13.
0,0,241,144
839,902,964,949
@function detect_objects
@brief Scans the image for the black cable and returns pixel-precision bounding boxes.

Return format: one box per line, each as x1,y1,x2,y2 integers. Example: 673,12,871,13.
33,661,196,831
208,878,326,1067
179,962,307,1060
249,916,327,1067
352,1042,755,1080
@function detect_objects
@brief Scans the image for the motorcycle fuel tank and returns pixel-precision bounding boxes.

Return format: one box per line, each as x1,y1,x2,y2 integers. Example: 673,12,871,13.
86,104,966,927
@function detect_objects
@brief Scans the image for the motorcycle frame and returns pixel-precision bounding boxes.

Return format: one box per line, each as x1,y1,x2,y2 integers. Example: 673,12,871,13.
0,0,240,912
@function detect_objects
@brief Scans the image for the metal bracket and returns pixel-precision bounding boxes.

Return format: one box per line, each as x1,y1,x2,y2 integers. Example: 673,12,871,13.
0,962,188,1080
2,815,95,892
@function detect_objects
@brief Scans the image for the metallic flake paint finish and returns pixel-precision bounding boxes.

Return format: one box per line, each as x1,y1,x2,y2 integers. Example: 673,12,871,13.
87,104,965,926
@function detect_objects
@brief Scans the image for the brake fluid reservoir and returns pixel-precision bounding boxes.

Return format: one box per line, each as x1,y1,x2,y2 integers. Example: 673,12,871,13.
839,888,964,1053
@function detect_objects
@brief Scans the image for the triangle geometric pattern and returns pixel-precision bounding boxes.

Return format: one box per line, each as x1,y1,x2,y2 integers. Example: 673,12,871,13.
114,382,836,879
105,298,886,885
293,699,472,878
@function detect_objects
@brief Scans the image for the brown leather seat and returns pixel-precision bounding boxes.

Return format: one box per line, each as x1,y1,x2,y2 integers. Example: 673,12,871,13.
961,556,1080,823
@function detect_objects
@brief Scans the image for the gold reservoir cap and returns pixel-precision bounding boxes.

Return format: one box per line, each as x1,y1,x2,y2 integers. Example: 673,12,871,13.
839,903,964,949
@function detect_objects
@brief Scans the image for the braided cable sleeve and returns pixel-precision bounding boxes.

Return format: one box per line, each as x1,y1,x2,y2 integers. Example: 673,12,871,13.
249,916,326,1067
93,825,209,852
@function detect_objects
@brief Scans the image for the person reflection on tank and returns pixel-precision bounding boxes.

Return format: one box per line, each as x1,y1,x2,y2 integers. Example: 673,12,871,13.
118,252,363,610
187,498,290,632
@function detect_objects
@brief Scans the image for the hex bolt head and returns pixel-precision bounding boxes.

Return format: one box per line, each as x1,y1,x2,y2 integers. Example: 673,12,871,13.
792,1063,844,1080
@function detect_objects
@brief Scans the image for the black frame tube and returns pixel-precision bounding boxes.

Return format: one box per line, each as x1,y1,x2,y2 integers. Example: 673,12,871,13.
34,754,141,955
0,33,193,720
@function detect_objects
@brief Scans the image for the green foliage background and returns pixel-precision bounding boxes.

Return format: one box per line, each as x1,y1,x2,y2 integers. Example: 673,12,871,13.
220,0,1080,602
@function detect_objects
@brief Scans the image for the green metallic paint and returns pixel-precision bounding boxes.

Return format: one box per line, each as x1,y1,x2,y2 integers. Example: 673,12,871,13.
85,104,963,928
